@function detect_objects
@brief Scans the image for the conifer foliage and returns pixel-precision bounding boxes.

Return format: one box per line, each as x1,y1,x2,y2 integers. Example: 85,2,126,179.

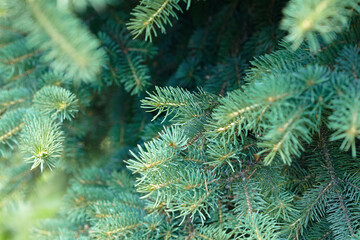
1,0,360,239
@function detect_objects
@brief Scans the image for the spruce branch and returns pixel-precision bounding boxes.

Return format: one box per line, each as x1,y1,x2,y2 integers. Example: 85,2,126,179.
19,0,105,81
232,176,282,240
119,54,151,95
0,108,26,157
33,86,78,121
0,88,30,112
0,38,41,83
99,23,154,94
335,45,360,79
206,138,243,171
20,112,64,172
127,0,191,41
141,86,204,122
210,73,295,139
258,107,315,165
328,82,360,157
281,0,359,51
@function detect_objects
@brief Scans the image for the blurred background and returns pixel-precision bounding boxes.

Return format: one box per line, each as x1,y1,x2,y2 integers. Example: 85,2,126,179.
0,153,67,240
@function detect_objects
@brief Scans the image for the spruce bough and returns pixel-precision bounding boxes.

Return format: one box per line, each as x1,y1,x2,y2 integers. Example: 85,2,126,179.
1,0,360,239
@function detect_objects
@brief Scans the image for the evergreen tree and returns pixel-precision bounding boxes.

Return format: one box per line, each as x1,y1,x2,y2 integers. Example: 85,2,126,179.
1,0,360,239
